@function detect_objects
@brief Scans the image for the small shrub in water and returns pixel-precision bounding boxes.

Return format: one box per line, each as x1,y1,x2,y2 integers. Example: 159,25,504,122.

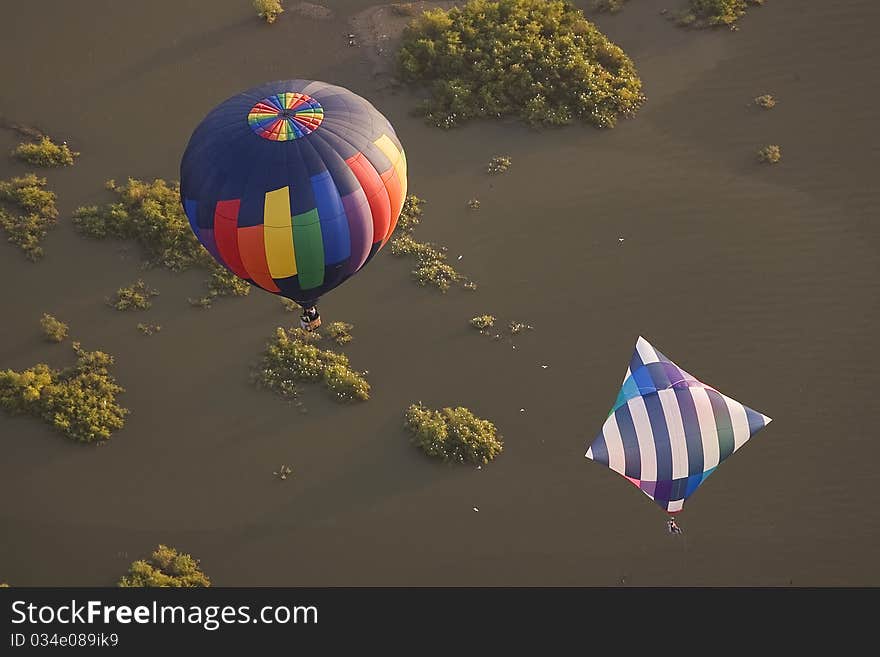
0,342,128,442
110,280,158,311
405,403,503,464
40,313,68,342
395,194,426,234
0,174,58,260
255,327,370,402
758,144,781,164
680,0,765,28
253,0,284,23
188,268,252,307
487,155,512,175
326,321,354,345
470,315,496,331
118,545,210,587
753,94,776,109
136,323,162,336
413,259,463,293
472,317,533,343
0,173,59,216
12,136,79,167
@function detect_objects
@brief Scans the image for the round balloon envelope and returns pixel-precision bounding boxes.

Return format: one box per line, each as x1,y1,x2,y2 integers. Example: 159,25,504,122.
180,80,407,305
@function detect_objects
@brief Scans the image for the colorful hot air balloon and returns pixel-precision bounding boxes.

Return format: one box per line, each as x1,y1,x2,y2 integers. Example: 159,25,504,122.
585,336,772,527
180,79,407,328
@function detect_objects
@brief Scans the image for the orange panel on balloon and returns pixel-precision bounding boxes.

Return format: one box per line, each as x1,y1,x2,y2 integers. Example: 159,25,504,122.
237,225,280,292
379,168,403,245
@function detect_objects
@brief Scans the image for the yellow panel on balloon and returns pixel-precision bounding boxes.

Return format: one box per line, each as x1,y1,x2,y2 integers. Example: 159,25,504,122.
263,186,297,278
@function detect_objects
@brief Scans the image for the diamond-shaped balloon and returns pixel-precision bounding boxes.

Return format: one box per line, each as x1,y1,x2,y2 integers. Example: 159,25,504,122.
585,337,772,514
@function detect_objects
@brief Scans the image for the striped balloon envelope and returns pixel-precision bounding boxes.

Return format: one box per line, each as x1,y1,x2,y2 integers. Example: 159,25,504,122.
180,80,407,307
586,337,772,514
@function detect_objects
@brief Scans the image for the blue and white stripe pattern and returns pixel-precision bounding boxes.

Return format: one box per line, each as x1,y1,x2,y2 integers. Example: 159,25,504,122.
586,337,772,514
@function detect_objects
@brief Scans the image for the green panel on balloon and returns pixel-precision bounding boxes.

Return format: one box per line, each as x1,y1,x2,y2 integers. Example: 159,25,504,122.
292,208,325,289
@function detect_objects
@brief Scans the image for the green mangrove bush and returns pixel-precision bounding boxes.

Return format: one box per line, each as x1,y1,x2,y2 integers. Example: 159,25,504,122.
680,0,765,28
395,194,426,233
470,314,496,331
326,321,354,345
405,403,503,464
0,342,128,442
487,155,512,174
40,313,69,342
758,144,781,164
255,327,370,401
0,174,57,217
397,0,645,128
0,174,58,260
12,136,79,167
753,94,776,109
471,315,534,342
118,545,210,587
253,0,284,23
109,280,158,311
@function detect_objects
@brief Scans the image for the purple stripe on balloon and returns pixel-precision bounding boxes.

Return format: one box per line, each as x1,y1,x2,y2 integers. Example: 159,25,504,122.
663,362,697,387
653,479,673,505
341,189,373,275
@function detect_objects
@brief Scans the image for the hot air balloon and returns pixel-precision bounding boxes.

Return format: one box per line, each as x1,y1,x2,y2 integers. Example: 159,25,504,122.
180,80,407,329
585,336,772,531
